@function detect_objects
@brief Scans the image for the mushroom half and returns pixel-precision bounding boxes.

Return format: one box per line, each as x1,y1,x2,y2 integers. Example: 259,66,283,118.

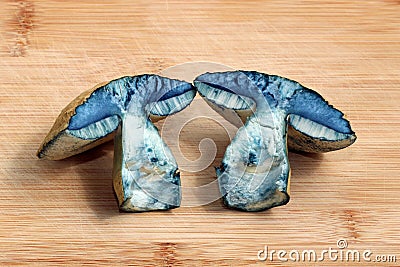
37,75,196,212
194,71,356,211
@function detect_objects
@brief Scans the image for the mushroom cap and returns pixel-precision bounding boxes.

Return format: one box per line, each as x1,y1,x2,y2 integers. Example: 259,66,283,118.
194,71,356,152
37,75,195,160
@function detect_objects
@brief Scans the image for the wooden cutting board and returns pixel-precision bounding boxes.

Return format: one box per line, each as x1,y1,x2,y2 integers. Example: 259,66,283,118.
1,0,399,266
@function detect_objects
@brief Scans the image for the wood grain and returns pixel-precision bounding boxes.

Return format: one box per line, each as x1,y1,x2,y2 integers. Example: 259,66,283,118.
0,0,399,266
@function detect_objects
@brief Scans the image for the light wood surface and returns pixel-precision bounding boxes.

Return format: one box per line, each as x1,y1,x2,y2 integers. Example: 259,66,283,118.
1,0,399,266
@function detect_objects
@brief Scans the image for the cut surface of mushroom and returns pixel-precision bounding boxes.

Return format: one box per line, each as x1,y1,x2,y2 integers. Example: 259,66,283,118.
194,71,356,211
38,75,195,212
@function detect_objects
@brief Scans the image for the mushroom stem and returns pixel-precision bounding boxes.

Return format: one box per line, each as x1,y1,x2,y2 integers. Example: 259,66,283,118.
217,110,290,211
113,113,181,212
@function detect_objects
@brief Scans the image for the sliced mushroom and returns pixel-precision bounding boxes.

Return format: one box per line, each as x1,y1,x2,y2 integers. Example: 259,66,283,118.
194,71,356,211
37,75,195,212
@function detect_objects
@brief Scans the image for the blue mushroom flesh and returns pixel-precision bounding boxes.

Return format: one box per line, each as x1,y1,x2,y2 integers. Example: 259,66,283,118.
37,75,195,212
194,71,356,211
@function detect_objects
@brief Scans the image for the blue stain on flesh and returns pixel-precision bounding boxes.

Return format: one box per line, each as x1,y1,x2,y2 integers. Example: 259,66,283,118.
195,70,355,211
200,81,237,94
195,71,354,135
248,152,257,165
68,86,124,130
119,116,182,211
213,115,290,211
158,83,194,101
257,74,353,135
68,76,138,131
67,75,194,132
287,89,352,134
